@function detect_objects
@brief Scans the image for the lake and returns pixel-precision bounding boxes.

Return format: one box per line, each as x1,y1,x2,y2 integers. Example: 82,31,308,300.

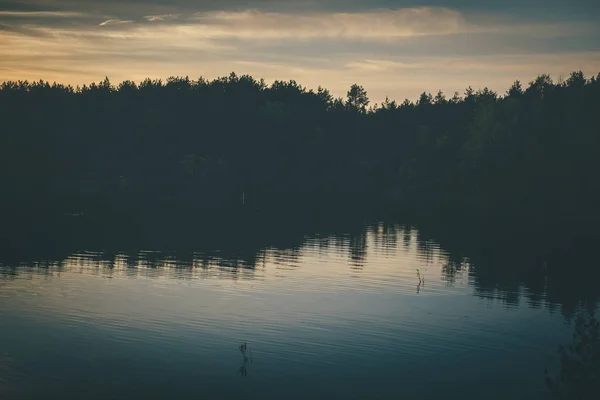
0,218,597,399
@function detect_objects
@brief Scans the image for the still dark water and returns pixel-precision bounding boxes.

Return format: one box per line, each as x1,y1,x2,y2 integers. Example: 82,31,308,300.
0,221,596,399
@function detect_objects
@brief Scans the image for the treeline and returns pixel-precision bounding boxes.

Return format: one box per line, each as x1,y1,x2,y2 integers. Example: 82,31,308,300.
1,71,599,248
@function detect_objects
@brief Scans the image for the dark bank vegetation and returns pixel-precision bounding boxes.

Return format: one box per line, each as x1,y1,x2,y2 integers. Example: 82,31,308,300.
1,71,599,257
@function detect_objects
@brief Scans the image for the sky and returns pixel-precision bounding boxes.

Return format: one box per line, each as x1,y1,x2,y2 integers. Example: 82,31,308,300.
1,0,599,102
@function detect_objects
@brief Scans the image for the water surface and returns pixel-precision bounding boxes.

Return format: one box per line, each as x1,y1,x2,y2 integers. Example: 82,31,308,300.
0,223,592,399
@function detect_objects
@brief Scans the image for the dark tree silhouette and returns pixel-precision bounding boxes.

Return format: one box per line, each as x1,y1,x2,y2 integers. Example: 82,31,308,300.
0,70,599,264
345,84,369,113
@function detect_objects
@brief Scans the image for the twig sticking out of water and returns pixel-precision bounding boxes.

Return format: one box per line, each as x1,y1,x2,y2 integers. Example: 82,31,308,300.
416,269,425,294
239,342,250,360
239,342,252,376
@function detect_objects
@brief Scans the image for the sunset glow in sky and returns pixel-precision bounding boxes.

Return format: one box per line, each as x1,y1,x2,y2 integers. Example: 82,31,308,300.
1,0,599,102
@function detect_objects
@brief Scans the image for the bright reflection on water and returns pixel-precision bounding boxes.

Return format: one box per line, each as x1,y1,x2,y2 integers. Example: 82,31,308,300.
0,224,582,399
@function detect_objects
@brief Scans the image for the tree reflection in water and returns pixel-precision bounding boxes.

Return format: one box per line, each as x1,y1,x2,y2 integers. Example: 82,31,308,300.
0,352,15,397
545,310,600,399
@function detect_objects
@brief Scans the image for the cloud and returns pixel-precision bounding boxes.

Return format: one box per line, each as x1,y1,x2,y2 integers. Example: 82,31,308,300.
0,11,86,18
187,7,468,39
144,14,181,22
345,53,600,75
4,0,600,15
98,19,133,26
75,7,599,43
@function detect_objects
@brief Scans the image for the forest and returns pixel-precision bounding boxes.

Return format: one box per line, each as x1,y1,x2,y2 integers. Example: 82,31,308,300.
1,71,599,257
